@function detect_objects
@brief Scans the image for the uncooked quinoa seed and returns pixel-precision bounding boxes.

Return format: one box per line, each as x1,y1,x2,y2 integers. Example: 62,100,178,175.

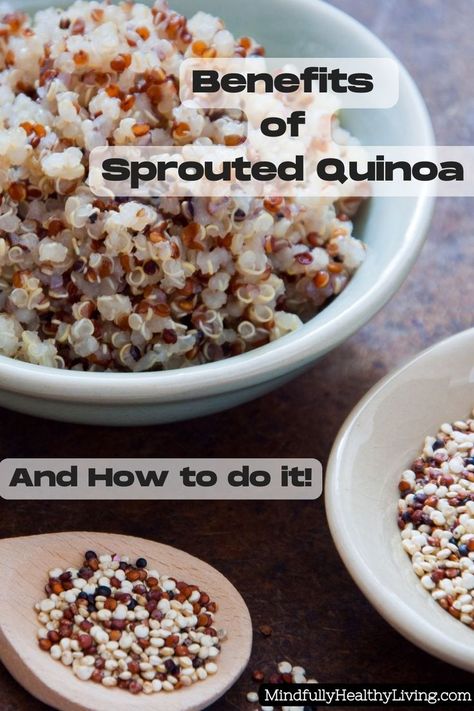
0,0,365,371
246,660,318,711
398,411,474,626
36,551,226,695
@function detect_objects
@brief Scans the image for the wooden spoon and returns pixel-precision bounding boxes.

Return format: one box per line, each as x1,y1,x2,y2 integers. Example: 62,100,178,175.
0,531,252,711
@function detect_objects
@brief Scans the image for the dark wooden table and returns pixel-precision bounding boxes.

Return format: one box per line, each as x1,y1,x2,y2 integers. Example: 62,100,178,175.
1,0,473,709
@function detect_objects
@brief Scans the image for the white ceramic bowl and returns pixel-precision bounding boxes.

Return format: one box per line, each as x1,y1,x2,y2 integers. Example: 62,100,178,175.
326,328,474,672
4,0,434,425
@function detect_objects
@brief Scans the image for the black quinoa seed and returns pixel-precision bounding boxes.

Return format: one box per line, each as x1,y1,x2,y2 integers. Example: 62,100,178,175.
143,261,157,275
130,346,141,362
164,659,178,674
136,558,147,568
85,551,97,560
73,260,86,272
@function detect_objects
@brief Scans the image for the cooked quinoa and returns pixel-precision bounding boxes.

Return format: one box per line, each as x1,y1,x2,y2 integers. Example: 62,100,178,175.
0,0,365,371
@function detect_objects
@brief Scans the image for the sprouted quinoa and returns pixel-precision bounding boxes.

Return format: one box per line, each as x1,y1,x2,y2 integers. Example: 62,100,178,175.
0,0,365,371
398,411,474,626
36,550,226,694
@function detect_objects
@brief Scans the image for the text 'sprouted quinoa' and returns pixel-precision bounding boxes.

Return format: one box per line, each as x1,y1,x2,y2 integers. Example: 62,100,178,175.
0,0,365,372
36,551,226,695
398,411,474,626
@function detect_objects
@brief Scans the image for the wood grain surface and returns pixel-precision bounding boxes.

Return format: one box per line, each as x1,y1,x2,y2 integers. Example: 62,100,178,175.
0,532,251,711
0,1,473,710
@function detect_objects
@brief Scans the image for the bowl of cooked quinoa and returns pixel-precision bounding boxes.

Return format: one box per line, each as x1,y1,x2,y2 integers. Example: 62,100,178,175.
326,328,474,672
0,0,434,424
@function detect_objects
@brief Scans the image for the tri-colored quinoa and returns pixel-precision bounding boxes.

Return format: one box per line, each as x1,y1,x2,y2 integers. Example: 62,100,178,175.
398,412,474,626
246,660,318,710
36,551,226,695
0,0,365,371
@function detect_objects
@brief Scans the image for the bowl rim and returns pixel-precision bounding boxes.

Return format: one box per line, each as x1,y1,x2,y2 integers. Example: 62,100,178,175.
0,0,435,404
325,327,474,672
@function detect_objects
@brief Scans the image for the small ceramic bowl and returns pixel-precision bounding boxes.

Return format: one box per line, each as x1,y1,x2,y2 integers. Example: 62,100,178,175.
325,328,474,672
4,0,434,425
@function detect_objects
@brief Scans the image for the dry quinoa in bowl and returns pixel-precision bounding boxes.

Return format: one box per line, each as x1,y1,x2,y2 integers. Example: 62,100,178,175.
0,0,365,372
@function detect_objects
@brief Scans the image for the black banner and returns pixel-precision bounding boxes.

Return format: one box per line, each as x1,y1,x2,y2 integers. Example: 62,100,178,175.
258,683,474,707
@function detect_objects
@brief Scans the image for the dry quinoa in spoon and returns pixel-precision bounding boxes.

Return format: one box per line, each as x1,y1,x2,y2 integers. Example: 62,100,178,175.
0,0,365,372
36,550,225,695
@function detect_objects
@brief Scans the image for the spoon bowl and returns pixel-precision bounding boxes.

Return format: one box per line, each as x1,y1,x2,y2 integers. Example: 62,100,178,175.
0,531,252,711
